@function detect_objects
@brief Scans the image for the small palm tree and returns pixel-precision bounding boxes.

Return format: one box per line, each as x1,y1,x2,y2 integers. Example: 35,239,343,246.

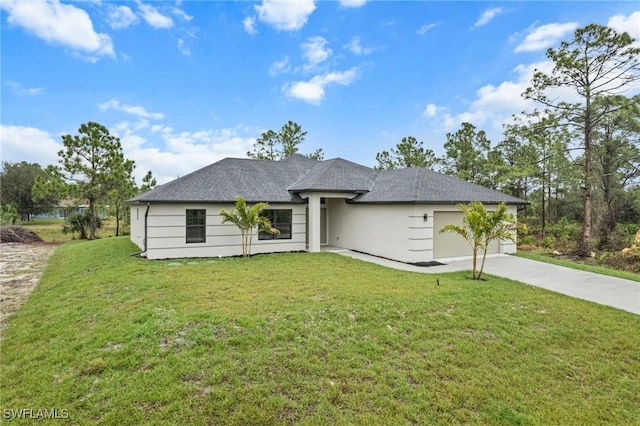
219,195,279,258
440,202,516,280
62,212,101,240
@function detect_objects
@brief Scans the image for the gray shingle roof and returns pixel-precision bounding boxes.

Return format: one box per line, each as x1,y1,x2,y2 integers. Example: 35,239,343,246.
129,154,317,203
288,158,376,192
354,167,525,204
129,154,527,205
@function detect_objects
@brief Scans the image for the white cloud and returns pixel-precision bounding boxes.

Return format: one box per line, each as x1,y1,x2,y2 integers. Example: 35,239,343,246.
98,100,165,120
255,0,316,31
285,68,358,105
0,121,255,186
515,22,578,52
608,11,640,39
426,61,576,139
417,22,439,35
344,37,373,55
0,125,61,167
338,0,367,8
474,7,503,28
107,5,138,29
301,36,332,69
243,16,257,35
5,81,44,96
423,104,437,118
177,39,190,56
111,124,256,184
269,55,291,75
137,1,173,29
171,6,193,22
0,0,114,58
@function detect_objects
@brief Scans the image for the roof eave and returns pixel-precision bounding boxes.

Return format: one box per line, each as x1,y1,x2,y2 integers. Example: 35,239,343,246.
348,199,529,205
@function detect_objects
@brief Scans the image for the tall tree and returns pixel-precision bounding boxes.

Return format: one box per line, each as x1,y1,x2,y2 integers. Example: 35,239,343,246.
108,153,136,237
593,95,640,248
0,161,56,220
35,122,133,240
495,134,538,201
140,170,158,193
280,121,308,157
523,24,640,256
248,129,280,160
503,114,572,236
375,136,438,170
441,122,501,188
247,121,323,160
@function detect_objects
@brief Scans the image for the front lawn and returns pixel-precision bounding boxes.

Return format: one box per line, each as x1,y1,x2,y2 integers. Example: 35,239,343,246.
2,238,639,424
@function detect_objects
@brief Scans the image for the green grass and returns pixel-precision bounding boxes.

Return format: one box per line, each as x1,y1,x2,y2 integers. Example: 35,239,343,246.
19,218,119,243
515,251,640,283
2,238,639,425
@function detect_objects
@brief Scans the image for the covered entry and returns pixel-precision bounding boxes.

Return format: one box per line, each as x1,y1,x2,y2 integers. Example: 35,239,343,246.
305,206,327,245
433,211,499,259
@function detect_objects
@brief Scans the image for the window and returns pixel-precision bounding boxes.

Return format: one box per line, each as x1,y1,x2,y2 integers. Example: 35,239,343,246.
259,209,292,240
186,209,206,243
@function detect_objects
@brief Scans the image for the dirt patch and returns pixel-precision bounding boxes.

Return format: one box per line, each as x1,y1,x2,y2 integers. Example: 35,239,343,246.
1,226,44,243
0,242,59,337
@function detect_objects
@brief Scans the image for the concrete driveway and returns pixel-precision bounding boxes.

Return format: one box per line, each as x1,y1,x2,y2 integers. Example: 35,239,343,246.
329,248,640,315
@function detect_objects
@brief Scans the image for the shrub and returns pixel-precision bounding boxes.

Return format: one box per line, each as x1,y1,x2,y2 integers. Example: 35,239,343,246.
552,217,580,242
542,236,555,249
520,235,536,246
603,252,640,274
62,212,101,240
605,226,639,251
621,230,640,258
0,204,19,225
517,223,530,239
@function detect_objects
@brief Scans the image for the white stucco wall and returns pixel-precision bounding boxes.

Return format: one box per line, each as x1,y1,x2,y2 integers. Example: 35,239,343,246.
137,203,306,260
327,201,518,263
129,203,146,250
130,200,518,262
326,202,441,263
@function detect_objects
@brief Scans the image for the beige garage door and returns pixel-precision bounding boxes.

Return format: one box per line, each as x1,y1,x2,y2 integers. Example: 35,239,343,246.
433,211,499,259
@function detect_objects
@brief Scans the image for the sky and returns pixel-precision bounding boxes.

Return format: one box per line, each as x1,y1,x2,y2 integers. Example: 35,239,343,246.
1,1,639,185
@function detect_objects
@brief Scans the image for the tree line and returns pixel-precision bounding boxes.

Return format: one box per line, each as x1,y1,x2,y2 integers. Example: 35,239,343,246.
374,24,640,255
1,24,637,255
1,122,156,239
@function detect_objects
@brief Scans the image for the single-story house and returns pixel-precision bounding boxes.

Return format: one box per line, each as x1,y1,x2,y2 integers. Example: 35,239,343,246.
128,154,526,262
35,199,108,219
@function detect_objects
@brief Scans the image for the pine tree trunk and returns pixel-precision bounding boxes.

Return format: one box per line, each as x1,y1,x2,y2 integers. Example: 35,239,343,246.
578,103,593,257
89,199,97,240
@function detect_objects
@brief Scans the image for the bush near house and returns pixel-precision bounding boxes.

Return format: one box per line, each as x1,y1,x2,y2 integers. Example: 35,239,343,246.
517,218,640,276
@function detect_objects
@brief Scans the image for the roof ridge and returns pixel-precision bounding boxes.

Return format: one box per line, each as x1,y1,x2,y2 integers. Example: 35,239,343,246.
307,158,338,187
410,167,421,200
286,159,329,190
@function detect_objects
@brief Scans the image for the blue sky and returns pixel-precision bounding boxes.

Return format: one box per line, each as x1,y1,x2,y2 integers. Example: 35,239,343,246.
1,1,639,184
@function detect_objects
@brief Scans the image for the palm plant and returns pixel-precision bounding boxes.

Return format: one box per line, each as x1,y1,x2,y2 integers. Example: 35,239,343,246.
219,195,279,258
440,202,516,280
62,211,101,240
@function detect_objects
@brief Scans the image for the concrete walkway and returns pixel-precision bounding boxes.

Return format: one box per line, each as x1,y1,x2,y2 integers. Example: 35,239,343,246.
324,247,640,315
